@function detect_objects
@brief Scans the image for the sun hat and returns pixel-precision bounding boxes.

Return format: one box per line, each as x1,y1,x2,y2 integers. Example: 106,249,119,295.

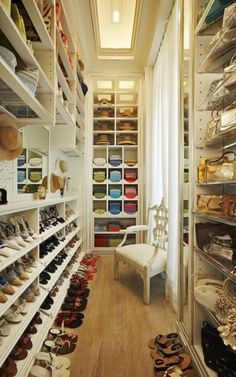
0,115,23,161
59,160,69,173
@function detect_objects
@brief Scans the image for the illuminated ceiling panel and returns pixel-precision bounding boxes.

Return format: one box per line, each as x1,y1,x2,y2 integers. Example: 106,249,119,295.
90,0,142,59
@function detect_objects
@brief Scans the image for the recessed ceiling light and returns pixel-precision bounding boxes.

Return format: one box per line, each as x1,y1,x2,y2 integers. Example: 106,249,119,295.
112,10,120,23
112,0,121,23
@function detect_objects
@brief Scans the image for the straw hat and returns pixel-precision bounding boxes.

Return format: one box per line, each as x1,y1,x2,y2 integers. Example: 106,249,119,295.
59,160,69,173
50,174,65,193
0,115,23,160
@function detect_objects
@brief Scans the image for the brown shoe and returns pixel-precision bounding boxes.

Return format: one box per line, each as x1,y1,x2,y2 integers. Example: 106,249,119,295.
0,357,17,376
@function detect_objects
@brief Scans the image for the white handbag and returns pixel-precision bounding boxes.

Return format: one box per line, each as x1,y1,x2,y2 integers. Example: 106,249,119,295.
194,284,224,312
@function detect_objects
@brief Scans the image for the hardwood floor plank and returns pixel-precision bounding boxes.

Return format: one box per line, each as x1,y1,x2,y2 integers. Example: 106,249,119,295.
69,255,177,377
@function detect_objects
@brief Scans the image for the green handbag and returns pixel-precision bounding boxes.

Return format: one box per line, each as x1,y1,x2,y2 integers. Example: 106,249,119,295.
11,3,27,42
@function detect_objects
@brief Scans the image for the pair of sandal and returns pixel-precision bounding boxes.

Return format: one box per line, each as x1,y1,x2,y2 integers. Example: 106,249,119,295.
30,352,70,377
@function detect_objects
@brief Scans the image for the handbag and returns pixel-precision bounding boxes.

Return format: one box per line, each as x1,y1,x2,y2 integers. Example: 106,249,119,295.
203,233,234,261
194,284,224,312
223,278,236,305
204,0,236,25
224,52,236,91
221,194,236,216
197,194,223,214
205,151,236,181
204,110,221,141
220,103,236,132
195,222,236,251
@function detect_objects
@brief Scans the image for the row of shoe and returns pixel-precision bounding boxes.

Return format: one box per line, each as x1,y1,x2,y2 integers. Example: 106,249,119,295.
39,250,68,285
0,312,42,376
0,216,39,260
65,222,77,235
39,207,65,234
0,257,38,303
148,332,197,376
39,233,65,259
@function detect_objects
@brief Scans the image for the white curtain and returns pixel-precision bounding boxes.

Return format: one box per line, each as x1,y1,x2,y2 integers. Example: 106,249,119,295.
145,0,181,311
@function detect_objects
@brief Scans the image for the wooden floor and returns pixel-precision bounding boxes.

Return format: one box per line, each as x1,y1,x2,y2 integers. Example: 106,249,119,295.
69,255,177,377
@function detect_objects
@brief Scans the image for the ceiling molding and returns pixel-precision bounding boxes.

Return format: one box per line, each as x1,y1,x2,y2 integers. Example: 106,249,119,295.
89,0,143,59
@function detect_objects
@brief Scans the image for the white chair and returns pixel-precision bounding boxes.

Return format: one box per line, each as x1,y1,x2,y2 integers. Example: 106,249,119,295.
114,199,168,304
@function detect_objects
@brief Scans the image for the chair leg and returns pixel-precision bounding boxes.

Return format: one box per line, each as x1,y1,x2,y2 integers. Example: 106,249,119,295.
143,275,150,305
114,255,119,280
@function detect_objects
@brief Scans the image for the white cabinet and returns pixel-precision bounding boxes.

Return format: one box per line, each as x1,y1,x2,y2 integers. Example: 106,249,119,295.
90,77,142,251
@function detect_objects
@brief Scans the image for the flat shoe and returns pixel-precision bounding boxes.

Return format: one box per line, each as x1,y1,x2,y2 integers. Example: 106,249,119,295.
35,351,70,369
154,355,180,371
30,365,70,377
156,333,179,347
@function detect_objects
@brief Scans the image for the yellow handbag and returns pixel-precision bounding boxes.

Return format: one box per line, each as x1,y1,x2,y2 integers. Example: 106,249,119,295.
205,151,236,182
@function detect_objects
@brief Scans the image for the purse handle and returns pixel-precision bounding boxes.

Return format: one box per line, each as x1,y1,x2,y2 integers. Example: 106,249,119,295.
206,151,236,165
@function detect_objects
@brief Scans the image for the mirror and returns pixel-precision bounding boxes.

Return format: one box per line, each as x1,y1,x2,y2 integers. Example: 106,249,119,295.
17,126,49,195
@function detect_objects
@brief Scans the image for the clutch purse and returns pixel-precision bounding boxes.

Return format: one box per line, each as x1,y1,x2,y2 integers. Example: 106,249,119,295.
203,233,234,261
197,194,223,214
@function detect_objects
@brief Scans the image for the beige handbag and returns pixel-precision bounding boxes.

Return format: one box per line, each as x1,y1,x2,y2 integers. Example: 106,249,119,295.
205,151,236,181
197,194,223,214
224,52,236,91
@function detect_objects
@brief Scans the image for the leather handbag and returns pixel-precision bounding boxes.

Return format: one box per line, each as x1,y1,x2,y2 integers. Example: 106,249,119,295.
203,233,234,262
205,151,236,181
221,195,236,216
197,194,223,215
204,110,221,141
195,222,236,251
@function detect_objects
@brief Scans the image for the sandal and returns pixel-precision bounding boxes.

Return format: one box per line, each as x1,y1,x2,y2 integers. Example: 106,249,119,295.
10,346,28,360
44,338,76,355
160,342,184,356
35,351,70,369
178,354,192,371
152,333,179,348
154,355,180,371
49,328,78,343
30,365,70,377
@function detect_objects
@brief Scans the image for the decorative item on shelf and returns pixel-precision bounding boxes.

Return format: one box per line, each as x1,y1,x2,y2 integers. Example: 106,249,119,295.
98,98,111,106
94,208,106,215
17,169,26,182
29,170,42,183
21,184,30,193
124,202,137,214
94,191,106,199
0,46,17,72
124,170,137,182
94,122,110,131
109,188,121,199
34,185,46,200
109,202,121,215
95,235,108,247
107,221,121,232
124,186,137,198
0,114,23,161
0,188,7,204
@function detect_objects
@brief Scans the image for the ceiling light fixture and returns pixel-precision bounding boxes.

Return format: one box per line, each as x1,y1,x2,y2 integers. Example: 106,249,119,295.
112,0,121,23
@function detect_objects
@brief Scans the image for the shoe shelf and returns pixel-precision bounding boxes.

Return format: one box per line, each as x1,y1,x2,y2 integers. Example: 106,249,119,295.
40,213,79,242
0,195,78,216
0,266,45,319
0,239,42,273
39,247,79,292
14,311,50,377
0,285,48,368
21,0,54,50
39,227,80,267
194,247,236,284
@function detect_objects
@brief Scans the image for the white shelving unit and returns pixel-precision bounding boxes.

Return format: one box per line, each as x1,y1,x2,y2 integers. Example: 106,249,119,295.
90,77,142,252
179,2,236,376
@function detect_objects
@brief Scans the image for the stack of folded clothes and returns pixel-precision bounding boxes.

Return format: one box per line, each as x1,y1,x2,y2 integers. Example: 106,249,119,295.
93,171,106,182
109,170,121,182
16,68,40,96
124,202,137,214
29,171,42,183
109,188,121,198
124,170,137,182
109,154,122,166
109,202,121,215
93,189,106,199
17,154,26,167
93,157,106,166
124,159,137,167
107,221,121,232
124,186,137,198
